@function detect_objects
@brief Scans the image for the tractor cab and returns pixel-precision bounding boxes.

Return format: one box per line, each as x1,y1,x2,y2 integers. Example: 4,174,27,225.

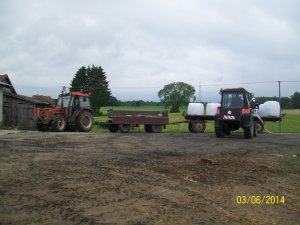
220,88,254,109
56,92,91,109
215,88,258,139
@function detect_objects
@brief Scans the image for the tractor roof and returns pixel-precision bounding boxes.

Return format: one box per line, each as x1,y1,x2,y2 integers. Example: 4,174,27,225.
71,92,91,97
221,88,249,93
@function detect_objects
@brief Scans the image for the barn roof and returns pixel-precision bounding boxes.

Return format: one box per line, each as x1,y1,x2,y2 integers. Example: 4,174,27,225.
0,74,17,94
32,95,55,106
4,92,51,106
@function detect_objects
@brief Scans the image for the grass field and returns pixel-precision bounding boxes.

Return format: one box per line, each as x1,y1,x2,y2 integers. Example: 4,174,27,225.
93,106,300,133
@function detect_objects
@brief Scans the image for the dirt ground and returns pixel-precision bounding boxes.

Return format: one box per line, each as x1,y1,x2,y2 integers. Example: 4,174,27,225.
0,131,299,225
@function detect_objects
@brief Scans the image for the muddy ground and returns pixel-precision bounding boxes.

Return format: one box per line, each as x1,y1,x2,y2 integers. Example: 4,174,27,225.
0,131,299,225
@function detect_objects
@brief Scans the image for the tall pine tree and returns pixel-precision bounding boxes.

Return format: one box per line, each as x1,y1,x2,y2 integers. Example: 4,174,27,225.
70,65,112,114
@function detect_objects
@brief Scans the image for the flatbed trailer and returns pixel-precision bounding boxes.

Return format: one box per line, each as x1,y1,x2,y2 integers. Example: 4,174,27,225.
97,110,169,133
254,113,286,133
183,112,286,133
96,110,285,134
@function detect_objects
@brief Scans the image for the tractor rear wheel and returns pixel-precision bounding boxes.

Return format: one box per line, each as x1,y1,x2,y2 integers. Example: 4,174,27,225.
53,116,66,132
244,121,254,139
215,126,225,138
76,111,94,132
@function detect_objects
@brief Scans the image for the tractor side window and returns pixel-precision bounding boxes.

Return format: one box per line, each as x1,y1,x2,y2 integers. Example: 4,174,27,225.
56,96,71,108
79,96,90,108
74,97,79,108
222,93,232,108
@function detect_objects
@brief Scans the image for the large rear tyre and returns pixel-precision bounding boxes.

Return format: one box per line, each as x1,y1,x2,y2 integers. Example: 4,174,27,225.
119,124,130,133
76,111,94,132
151,125,162,133
53,116,66,132
192,121,206,133
244,121,254,139
215,126,225,138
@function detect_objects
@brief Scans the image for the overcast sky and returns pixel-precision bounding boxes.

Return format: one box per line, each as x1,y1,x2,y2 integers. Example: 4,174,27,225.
0,0,299,102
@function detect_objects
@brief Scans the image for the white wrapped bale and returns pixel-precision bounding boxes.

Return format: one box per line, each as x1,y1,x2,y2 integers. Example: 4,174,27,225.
187,103,204,116
206,103,221,115
258,101,280,117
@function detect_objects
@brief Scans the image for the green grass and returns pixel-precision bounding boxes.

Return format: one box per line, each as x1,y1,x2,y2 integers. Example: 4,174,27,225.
92,106,300,133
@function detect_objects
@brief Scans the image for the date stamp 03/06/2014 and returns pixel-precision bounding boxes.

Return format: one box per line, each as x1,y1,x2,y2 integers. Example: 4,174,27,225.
236,196,285,205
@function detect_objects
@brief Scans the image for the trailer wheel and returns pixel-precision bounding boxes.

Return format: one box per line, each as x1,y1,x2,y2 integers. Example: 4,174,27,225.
119,124,130,133
144,125,152,133
192,121,206,133
255,120,264,133
188,123,194,133
151,125,162,133
53,116,66,132
109,124,119,133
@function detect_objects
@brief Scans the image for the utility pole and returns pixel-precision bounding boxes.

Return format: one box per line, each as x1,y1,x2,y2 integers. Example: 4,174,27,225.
199,81,201,103
278,81,281,133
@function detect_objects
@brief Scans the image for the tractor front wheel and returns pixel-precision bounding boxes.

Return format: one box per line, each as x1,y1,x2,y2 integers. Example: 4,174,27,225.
255,120,264,133
53,116,66,132
76,111,94,132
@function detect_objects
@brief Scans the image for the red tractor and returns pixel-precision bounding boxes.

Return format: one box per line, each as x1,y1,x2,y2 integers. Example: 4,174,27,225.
31,91,94,132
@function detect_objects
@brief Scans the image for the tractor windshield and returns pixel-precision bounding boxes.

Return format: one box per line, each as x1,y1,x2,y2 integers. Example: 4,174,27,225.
222,92,244,108
56,96,71,108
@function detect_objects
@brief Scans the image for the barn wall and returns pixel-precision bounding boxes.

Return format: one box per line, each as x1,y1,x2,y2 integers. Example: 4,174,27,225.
3,95,35,130
0,87,3,125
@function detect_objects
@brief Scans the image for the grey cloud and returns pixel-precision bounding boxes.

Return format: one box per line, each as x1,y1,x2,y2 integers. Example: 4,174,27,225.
0,0,299,101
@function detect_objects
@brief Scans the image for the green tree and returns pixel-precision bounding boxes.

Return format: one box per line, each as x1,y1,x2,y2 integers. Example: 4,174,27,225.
291,92,300,109
158,82,196,113
280,97,291,109
70,65,112,114
70,66,89,92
